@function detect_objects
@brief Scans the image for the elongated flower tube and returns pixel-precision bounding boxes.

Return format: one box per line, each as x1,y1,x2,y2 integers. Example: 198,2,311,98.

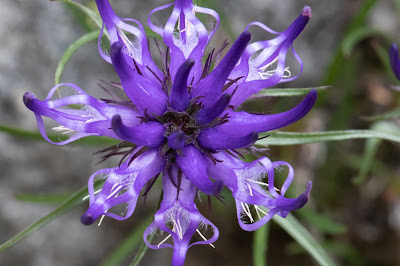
390,43,400,81
24,1,317,265
144,166,219,266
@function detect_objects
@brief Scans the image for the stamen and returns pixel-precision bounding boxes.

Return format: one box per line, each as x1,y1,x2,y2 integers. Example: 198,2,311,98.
196,229,215,248
82,188,102,201
255,205,268,216
98,210,109,226
246,183,254,196
52,126,74,134
255,205,262,220
158,233,172,248
241,202,254,223
107,185,123,199
247,179,280,191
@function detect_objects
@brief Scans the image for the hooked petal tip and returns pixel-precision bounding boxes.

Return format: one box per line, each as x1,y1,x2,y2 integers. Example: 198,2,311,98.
23,92,35,107
80,213,95,225
302,6,312,19
111,114,122,130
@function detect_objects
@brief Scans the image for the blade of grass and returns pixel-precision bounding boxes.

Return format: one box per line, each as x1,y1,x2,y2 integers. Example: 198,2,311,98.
14,193,70,204
51,0,106,35
55,30,100,85
248,86,329,99
0,124,120,146
253,223,269,266
271,212,335,266
256,128,400,146
0,181,103,252
352,138,381,184
101,216,153,266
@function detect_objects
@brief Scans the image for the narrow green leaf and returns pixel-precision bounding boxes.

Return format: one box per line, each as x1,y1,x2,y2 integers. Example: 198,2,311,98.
0,182,102,252
55,30,100,85
14,193,70,204
271,212,335,266
253,223,269,266
323,0,378,84
297,208,347,235
0,124,120,146
129,234,155,266
101,216,153,266
249,86,329,98
363,108,400,121
352,138,381,184
51,0,105,33
256,129,400,146
341,27,387,57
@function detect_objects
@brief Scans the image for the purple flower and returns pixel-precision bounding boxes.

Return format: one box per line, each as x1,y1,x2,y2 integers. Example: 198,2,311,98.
23,1,316,265
390,43,400,81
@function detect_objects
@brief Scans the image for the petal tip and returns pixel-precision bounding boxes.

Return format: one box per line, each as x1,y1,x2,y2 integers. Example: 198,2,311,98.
302,6,312,19
23,92,35,107
80,213,95,226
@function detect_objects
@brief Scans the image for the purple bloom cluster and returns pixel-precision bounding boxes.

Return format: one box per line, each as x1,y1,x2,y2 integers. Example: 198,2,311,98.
23,0,316,265
390,43,400,81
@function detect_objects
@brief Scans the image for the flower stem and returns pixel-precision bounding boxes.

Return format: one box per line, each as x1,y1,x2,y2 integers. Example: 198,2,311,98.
253,223,269,266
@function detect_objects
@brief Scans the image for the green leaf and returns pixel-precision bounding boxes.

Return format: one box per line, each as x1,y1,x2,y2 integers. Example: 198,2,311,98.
363,108,400,121
249,86,329,98
341,27,388,57
101,216,153,266
323,0,378,84
253,223,269,266
256,128,400,146
0,182,103,252
129,234,155,266
55,30,100,85
0,124,120,146
52,0,105,33
14,193,70,204
297,208,347,235
271,212,335,266
352,138,381,184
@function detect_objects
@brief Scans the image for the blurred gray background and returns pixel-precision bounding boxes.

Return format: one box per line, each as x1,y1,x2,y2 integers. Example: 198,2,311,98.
1,0,399,265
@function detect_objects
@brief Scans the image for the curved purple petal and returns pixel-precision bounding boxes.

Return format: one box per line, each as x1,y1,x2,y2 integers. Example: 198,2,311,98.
216,89,317,136
390,43,400,81
111,115,165,147
206,151,312,231
110,42,168,115
227,6,311,106
198,128,258,150
176,145,223,195
167,130,186,150
191,31,251,107
23,83,140,145
195,93,231,126
170,59,195,111
81,148,165,225
95,0,163,82
148,0,219,83
144,172,219,266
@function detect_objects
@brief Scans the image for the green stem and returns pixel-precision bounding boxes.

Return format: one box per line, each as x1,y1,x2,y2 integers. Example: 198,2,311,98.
253,223,269,266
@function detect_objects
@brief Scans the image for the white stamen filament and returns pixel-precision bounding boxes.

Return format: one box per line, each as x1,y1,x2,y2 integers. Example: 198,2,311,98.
247,179,280,191
52,126,74,134
158,233,172,248
255,205,262,220
196,229,215,248
82,188,102,201
107,185,123,199
254,205,268,216
171,215,183,240
98,210,108,226
241,202,254,223
246,183,254,196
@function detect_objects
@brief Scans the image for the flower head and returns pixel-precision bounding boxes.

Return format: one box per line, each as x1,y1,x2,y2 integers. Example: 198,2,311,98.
24,1,316,265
